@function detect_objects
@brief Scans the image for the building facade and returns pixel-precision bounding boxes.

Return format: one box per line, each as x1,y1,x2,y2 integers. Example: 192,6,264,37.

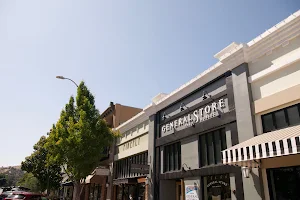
145,61,263,200
223,10,300,200
83,102,142,200
113,111,149,200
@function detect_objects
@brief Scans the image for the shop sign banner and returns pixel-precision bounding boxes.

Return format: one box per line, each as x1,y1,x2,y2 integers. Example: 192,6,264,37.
161,98,227,134
130,163,149,174
185,185,199,200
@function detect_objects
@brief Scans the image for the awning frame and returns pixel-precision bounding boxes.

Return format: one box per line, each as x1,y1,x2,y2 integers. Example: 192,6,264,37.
222,125,300,168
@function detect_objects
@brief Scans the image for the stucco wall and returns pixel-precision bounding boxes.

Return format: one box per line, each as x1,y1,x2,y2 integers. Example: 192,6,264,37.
250,36,300,101
114,120,149,160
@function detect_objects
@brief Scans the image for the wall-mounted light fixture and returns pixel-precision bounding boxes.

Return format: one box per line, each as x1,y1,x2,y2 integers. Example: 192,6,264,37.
106,183,110,188
202,91,211,100
162,112,167,121
182,163,191,172
180,103,187,112
242,166,251,178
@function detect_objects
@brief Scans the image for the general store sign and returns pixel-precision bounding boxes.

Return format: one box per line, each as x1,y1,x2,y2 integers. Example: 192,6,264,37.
161,98,226,133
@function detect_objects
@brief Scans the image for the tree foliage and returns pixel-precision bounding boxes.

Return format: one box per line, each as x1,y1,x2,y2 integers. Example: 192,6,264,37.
17,173,41,192
21,136,61,192
0,174,7,187
45,81,117,198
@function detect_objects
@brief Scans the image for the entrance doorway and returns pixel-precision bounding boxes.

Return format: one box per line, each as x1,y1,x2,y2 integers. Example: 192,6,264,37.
267,166,300,200
176,180,184,200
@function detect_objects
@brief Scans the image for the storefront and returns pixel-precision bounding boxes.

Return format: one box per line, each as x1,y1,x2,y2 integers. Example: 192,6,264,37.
113,152,148,200
115,178,147,200
146,62,259,200
222,10,300,200
113,112,149,200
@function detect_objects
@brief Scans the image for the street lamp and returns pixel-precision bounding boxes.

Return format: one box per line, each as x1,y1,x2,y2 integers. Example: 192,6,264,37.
56,76,78,87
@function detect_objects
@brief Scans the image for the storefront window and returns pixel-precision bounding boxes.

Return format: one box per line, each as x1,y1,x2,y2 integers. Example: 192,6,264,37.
262,103,300,133
267,166,300,200
89,184,94,200
199,128,227,167
137,184,145,200
115,183,146,200
163,142,181,172
203,174,231,200
116,185,123,200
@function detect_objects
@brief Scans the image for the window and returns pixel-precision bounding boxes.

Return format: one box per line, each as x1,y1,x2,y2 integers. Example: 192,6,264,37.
203,174,231,200
262,103,300,133
199,128,226,167
114,152,148,179
163,142,181,172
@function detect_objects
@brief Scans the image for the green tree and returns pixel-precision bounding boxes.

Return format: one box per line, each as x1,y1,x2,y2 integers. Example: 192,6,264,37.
0,174,7,187
17,173,41,192
21,136,61,192
46,81,117,200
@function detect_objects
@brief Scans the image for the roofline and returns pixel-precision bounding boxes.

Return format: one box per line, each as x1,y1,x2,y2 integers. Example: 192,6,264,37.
114,111,148,133
143,10,300,116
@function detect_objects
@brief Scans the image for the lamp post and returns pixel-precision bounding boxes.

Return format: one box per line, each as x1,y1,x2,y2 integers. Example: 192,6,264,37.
56,76,78,87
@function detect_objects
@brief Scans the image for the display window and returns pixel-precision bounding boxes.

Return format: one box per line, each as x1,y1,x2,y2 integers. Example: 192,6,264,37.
203,174,231,200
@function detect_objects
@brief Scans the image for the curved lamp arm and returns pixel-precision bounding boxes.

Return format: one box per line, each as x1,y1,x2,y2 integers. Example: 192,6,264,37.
56,76,78,87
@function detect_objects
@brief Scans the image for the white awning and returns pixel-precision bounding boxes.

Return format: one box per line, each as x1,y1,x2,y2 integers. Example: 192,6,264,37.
61,175,69,183
83,175,94,184
222,124,300,168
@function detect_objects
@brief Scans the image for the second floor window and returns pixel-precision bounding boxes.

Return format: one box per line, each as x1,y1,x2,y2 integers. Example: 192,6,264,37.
199,128,227,167
163,142,181,172
262,103,300,133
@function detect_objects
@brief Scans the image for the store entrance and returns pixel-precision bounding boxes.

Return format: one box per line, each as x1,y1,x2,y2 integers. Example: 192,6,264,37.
115,183,145,200
176,180,183,200
267,166,300,200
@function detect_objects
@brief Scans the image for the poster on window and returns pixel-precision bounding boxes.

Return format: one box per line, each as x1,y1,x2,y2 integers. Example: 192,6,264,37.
186,185,200,200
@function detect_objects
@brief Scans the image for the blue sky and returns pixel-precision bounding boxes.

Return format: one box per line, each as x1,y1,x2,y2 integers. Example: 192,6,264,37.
0,0,299,167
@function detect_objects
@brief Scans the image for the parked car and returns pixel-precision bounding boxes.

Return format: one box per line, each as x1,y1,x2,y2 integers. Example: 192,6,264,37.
4,191,42,200
0,191,13,200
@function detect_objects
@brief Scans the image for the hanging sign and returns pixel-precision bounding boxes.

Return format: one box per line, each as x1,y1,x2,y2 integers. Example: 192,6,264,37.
185,185,200,200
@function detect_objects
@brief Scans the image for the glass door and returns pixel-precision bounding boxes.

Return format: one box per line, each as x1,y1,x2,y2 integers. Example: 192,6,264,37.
267,166,300,200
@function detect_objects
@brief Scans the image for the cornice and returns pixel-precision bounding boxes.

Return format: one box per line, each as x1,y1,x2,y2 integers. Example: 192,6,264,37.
142,10,300,117
114,111,148,133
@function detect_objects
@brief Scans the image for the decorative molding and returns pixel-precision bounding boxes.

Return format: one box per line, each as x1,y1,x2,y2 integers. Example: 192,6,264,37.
248,46,300,83
143,10,300,121
115,111,148,133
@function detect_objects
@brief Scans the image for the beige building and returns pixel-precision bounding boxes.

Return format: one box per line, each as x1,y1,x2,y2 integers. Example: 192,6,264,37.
222,10,300,200
82,102,142,200
112,111,149,200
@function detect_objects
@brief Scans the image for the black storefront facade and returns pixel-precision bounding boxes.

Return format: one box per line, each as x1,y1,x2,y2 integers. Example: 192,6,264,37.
113,151,149,200
146,64,263,200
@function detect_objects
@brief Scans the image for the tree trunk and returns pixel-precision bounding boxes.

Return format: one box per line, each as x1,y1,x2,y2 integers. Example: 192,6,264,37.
72,181,85,200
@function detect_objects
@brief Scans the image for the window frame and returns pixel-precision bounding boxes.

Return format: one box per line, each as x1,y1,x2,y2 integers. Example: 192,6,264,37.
262,103,300,133
163,142,181,173
199,128,226,167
